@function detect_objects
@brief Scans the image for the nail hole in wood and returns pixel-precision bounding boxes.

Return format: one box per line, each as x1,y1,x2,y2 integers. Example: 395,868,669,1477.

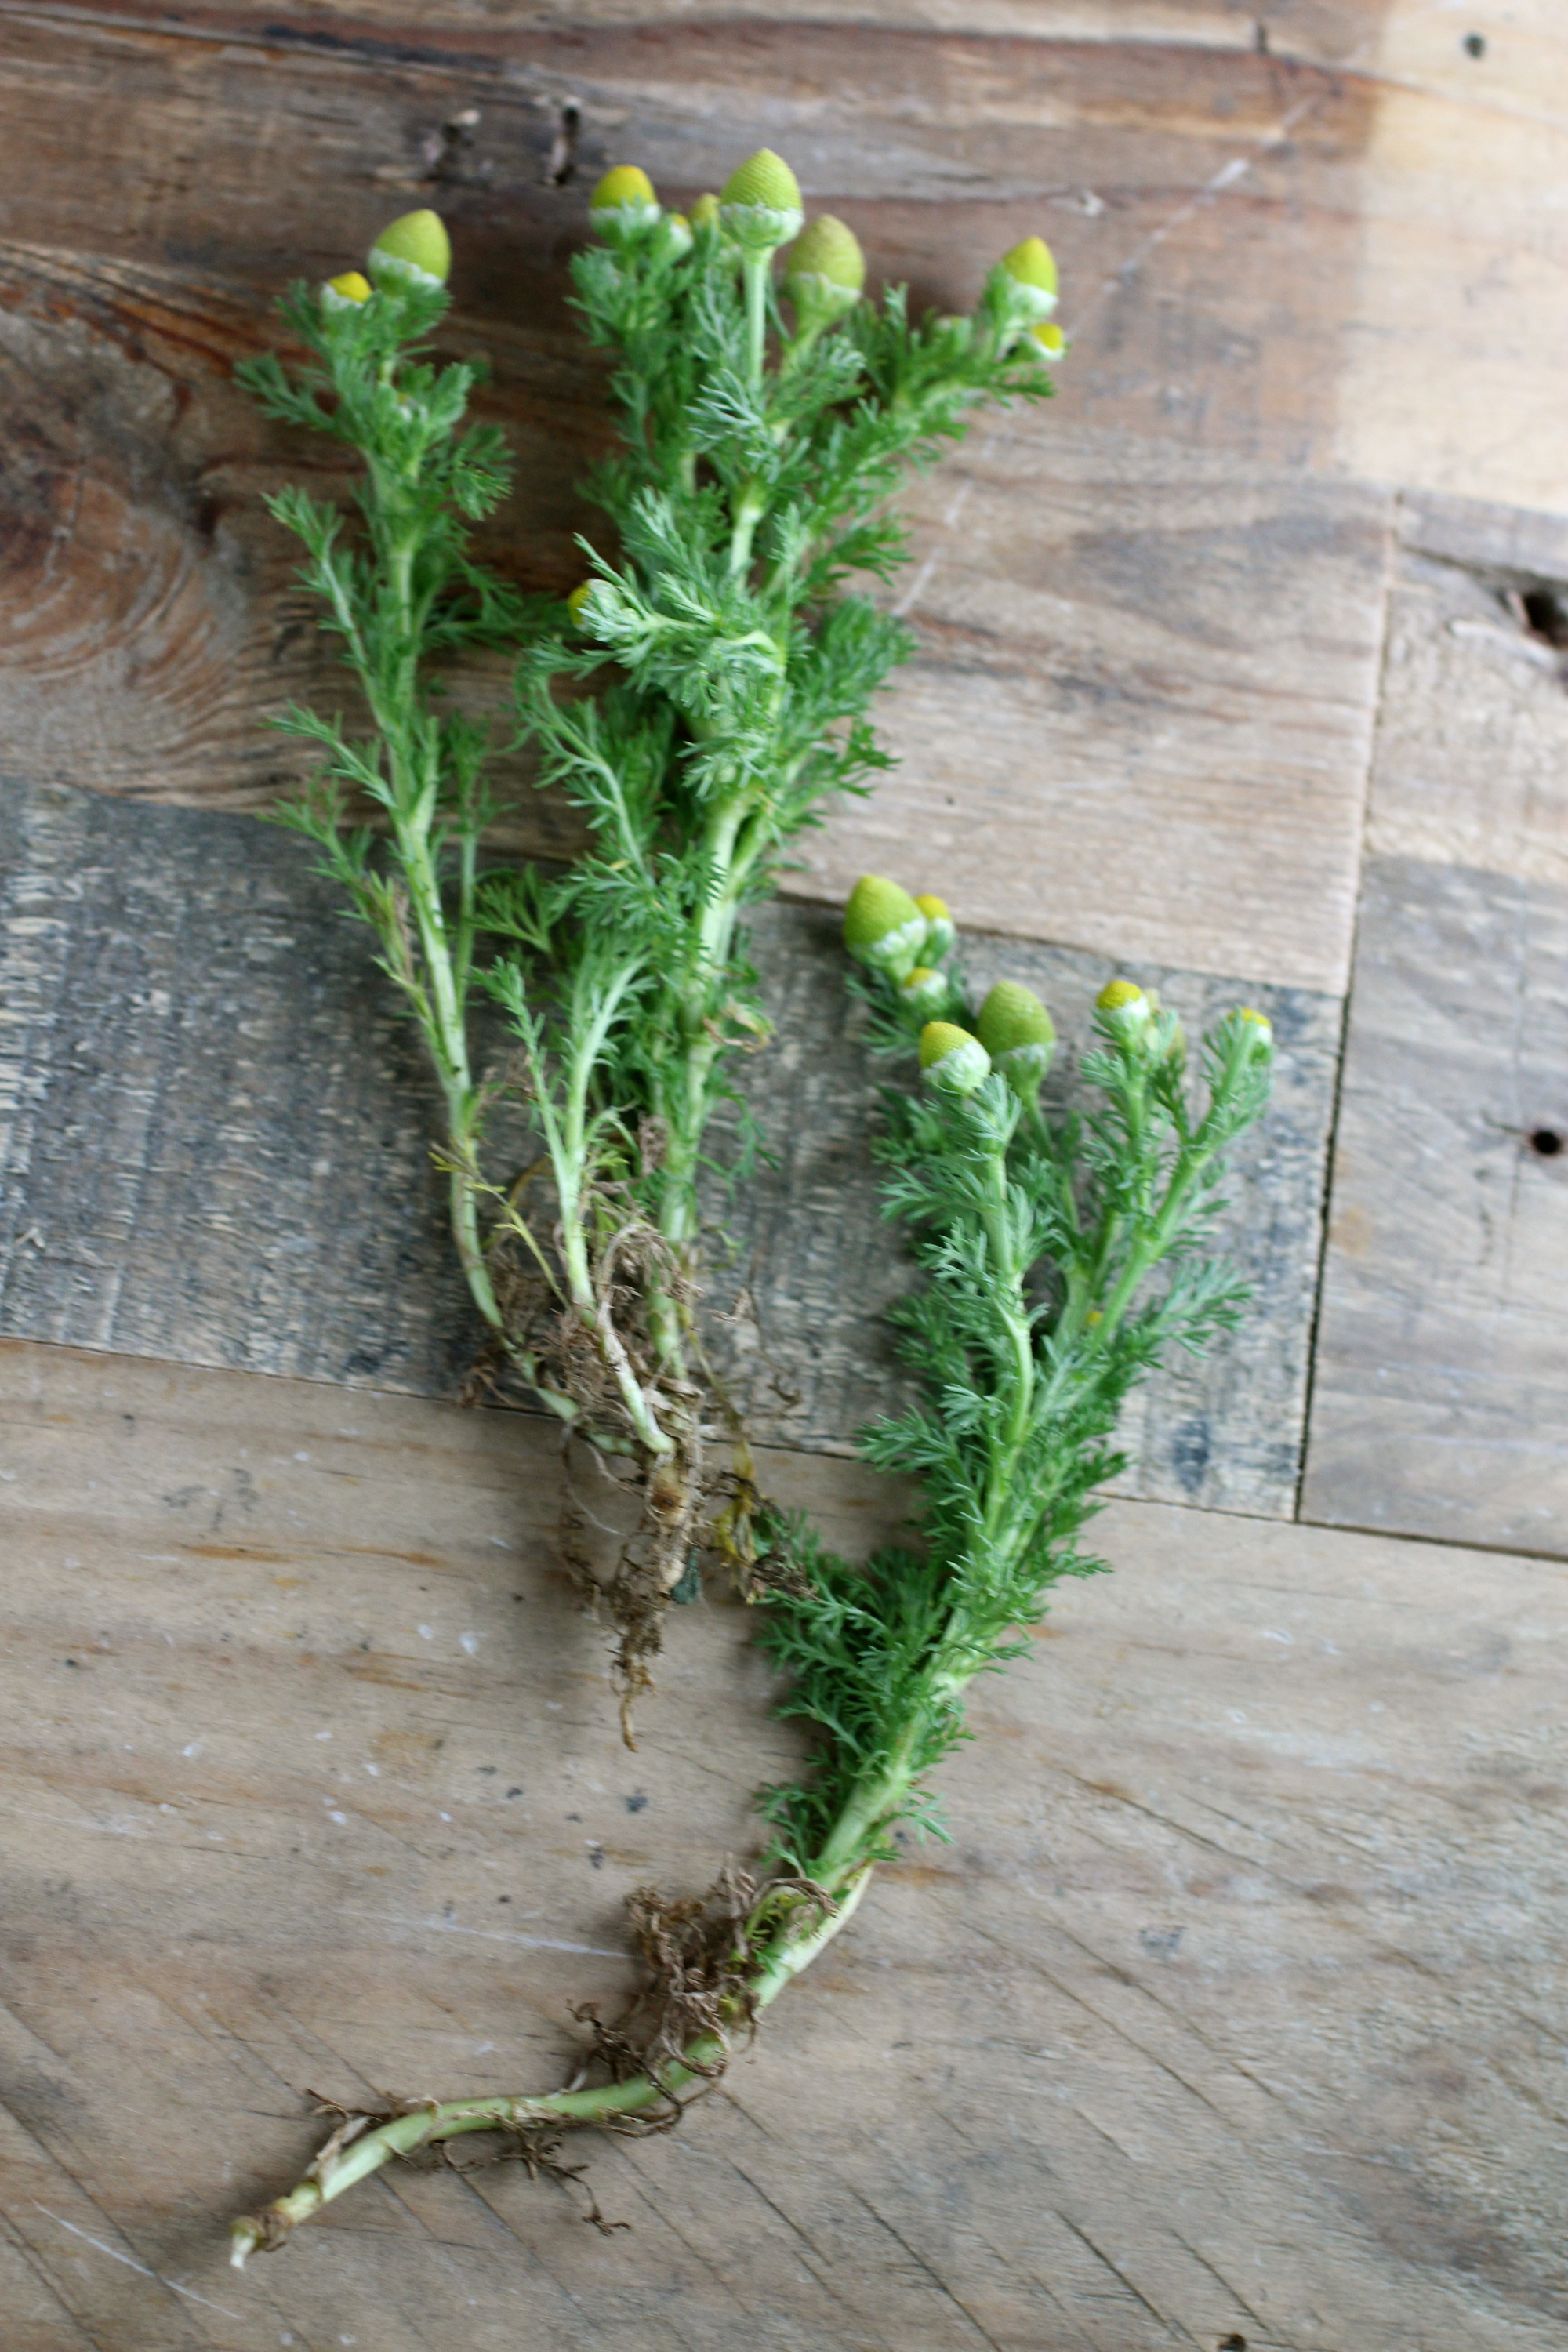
1463,32,1486,57
1499,583,1568,655
546,100,581,188
1529,1127,1563,1159
1218,2337,1248,2351
1522,587,1568,646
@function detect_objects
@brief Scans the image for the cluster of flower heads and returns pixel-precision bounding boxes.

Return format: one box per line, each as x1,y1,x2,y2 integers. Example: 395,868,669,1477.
588,148,1065,362
321,209,453,307
844,873,1273,1100
844,874,1059,1101
314,160,1062,372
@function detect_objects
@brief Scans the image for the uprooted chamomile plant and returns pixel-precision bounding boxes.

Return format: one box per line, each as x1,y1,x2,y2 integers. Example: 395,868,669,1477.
230,884,1274,2267
237,161,1064,1719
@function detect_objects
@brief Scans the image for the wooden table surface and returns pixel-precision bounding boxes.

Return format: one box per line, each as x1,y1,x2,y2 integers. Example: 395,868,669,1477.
2,5,1567,2348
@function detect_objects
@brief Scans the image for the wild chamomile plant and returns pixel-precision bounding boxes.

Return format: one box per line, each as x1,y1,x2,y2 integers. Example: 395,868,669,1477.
229,887,1273,2270
241,163,1065,1711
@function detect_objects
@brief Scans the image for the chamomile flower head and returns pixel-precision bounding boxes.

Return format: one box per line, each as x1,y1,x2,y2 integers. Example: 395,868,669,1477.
844,876,927,980
1095,978,1156,1047
913,893,956,961
900,966,950,1016
720,149,804,252
590,165,662,243
1233,1006,1275,1058
691,192,722,231
567,583,594,626
1001,234,1059,321
919,1022,992,1097
1029,319,1067,363
783,214,866,333
976,981,1056,1098
368,210,452,292
322,270,372,311
659,211,695,260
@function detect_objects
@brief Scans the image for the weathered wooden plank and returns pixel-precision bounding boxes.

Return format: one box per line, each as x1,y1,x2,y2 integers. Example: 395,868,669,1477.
798,422,1389,994
0,6,1392,990
2,1339,1565,2349
1399,485,1568,589
0,776,1338,1513
8,0,1388,69
1364,532,1568,889
1301,855,1568,1555
1336,2,1568,520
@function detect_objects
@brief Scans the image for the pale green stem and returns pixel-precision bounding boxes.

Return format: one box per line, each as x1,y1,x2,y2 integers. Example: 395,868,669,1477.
741,250,771,387
230,1875,871,2270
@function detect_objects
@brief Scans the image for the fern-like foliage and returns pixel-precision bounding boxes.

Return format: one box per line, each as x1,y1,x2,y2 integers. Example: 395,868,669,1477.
754,931,1275,1893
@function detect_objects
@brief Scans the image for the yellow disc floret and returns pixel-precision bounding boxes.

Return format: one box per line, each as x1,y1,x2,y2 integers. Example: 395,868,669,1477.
323,270,372,309
919,1022,992,1097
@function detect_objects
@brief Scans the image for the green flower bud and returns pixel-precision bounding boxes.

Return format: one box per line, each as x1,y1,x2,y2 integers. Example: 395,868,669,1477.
590,165,662,243
691,192,722,230
322,269,372,310
368,210,452,291
913,892,956,962
659,211,694,260
567,579,625,633
720,149,804,252
900,965,949,1015
1234,1006,1274,1057
920,1022,991,1096
844,876,927,980
783,214,865,333
976,981,1056,1098
1001,234,1059,321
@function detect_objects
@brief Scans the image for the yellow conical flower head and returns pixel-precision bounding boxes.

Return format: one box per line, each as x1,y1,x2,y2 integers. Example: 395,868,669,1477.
844,876,927,979
1235,1006,1274,1057
368,210,451,291
784,213,866,333
1001,234,1058,321
1029,320,1067,362
691,192,722,230
593,165,656,211
1095,976,1156,1049
720,149,804,252
590,165,662,243
977,981,1056,1096
900,965,949,1015
919,1022,991,1097
914,892,956,961
567,583,594,626
322,270,372,310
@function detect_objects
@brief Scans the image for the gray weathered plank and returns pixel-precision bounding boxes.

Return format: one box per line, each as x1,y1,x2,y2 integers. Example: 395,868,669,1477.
1366,536,1568,891
0,777,1338,1514
1301,854,1568,1555
2,1340,1566,2350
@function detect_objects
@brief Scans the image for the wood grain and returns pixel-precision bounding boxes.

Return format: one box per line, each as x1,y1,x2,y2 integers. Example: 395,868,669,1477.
1336,1,1568,519
2,1338,1565,2350
0,775,1338,1514
798,421,1389,993
1301,855,1568,1555
1364,530,1568,889
0,5,1393,990
13,0,1388,67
